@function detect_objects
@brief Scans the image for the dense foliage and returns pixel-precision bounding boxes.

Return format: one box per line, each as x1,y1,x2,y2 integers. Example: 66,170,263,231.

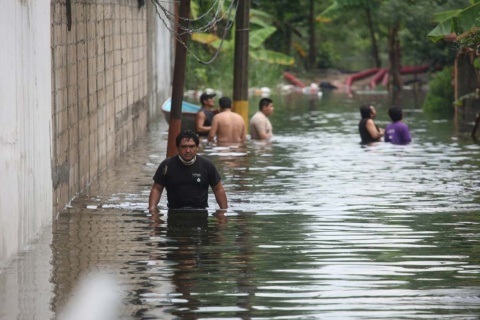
183,0,471,101
422,66,455,117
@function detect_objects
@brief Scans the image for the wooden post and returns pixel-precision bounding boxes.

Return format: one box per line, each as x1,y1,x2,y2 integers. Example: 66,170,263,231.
472,113,480,138
167,0,191,157
233,0,250,131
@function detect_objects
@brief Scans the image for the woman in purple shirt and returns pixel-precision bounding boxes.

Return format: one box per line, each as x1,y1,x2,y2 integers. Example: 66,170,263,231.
385,106,412,145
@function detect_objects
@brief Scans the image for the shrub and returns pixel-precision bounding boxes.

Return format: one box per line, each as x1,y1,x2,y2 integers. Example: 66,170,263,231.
422,66,455,117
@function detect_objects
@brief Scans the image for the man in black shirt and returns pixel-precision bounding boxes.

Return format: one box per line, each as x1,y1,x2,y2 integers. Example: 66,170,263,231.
148,130,228,211
195,92,216,137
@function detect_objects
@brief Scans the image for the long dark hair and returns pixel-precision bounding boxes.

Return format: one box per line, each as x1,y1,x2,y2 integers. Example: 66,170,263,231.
360,105,372,119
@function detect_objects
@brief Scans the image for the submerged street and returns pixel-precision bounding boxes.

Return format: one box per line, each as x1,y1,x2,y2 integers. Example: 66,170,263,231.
1,90,480,319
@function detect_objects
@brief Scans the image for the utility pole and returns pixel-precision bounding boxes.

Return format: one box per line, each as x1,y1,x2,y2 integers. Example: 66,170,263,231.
167,0,191,157
233,0,250,129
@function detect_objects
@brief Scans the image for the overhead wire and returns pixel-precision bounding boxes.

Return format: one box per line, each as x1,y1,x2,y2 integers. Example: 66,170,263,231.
150,0,238,64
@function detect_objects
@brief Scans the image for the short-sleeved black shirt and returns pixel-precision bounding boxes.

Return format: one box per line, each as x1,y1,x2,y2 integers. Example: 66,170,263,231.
153,155,222,209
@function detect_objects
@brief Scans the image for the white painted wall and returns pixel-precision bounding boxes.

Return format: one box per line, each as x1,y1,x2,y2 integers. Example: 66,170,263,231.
0,0,53,269
151,0,174,116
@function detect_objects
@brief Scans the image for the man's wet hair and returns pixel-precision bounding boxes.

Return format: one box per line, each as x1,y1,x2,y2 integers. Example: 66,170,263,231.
388,106,403,122
219,97,232,108
176,130,199,147
259,98,273,111
360,105,373,119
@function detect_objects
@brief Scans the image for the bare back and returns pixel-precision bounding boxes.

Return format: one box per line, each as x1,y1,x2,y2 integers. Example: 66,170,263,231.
208,110,246,143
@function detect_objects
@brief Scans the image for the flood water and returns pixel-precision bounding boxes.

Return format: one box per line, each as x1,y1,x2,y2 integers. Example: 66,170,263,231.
1,89,480,320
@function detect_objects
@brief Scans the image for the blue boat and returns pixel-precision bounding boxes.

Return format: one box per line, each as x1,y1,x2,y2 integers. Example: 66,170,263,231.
161,98,201,131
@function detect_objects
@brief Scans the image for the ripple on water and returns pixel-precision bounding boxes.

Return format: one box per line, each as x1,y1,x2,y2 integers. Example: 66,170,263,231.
4,98,480,319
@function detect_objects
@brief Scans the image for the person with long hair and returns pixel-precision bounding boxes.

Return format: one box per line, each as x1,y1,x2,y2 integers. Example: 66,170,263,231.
358,105,384,144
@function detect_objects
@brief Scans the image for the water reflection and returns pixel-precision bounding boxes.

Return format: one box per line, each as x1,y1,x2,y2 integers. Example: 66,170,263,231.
1,91,480,319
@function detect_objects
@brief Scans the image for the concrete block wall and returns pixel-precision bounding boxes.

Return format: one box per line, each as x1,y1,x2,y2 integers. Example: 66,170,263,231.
0,0,172,270
51,0,165,215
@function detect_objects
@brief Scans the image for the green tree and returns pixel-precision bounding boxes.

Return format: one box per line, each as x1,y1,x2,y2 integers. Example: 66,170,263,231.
422,66,455,117
320,0,383,68
251,1,306,57
427,1,480,51
183,1,293,91
253,0,336,71
191,8,294,66
319,0,459,91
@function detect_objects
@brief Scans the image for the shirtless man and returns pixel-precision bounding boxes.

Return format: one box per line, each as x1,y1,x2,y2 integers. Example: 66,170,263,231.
195,92,216,137
208,97,246,143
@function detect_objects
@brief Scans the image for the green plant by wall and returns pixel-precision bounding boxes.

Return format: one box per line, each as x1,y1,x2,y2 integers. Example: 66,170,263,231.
422,66,455,118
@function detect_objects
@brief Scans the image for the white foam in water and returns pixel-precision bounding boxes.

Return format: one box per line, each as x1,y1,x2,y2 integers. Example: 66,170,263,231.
57,273,122,320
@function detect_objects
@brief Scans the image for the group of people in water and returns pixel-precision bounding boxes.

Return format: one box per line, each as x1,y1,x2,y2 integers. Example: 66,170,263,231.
359,104,412,145
196,92,410,146
148,95,412,213
196,92,274,143
148,92,275,212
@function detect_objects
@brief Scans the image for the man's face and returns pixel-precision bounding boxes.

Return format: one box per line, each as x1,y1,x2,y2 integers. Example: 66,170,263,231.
264,103,274,116
177,138,198,161
203,97,215,107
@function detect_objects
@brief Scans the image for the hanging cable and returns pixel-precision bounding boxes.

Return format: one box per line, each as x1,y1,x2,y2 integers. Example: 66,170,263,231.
150,0,238,64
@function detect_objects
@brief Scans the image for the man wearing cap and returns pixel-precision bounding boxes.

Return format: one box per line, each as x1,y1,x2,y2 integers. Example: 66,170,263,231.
196,92,217,137
208,97,246,143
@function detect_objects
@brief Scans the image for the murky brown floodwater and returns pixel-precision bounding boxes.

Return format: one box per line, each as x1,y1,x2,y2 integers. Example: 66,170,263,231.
1,89,480,320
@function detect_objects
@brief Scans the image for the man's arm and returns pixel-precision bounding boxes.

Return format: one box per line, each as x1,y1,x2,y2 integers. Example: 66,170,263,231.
260,131,272,140
257,128,271,140
148,182,165,210
251,122,270,140
195,111,210,134
208,117,219,142
211,181,228,209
